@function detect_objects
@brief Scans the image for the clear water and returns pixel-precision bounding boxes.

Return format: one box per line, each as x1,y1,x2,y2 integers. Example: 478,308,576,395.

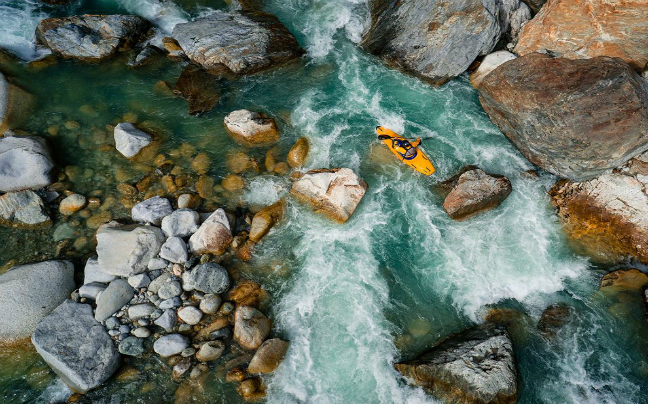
1,0,648,403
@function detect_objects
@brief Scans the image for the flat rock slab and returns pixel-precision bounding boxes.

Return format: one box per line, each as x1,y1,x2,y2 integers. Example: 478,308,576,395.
36,15,151,61
0,260,74,339
479,53,648,181
290,168,367,223
396,322,517,404
32,300,120,393
0,135,54,192
172,10,303,74
0,190,50,227
96,223,165,276
515,0,648,70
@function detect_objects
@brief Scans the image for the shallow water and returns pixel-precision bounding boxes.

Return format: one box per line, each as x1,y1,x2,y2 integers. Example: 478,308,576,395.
1,0,648,403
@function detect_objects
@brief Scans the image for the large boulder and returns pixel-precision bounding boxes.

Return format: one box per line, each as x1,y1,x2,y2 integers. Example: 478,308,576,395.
0,190,50,227
360,0,530,85
233,306,271,350
290,168,367,223
224,110,279,147
0,135,54,192
599,269,648,293
469,51,517,88
36,15,151,62
514,0,648,70
188,208,233,255
0,73,33,133
32,300,120,393
96,223,165,276
395,322,517,404
479,54,648,181
549,152,648,264
442,167,512,220
171,10,303,75
0,261,74,340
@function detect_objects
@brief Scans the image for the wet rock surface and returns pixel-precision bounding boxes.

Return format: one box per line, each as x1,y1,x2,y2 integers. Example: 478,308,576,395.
234,306,271,350
32,300,120,393
361,0,529,85
0,190,50,227
114,123,153,158
171,10,303,74
515,0,648,70
173,64,222,115
247,338,289,374
479,53,648,181
36,15,151,61
224,109,279,147
395,322,517,404
442,167,512,220
0,135,54,192
0,260,74,339
549,153,648,263
290,168,367,223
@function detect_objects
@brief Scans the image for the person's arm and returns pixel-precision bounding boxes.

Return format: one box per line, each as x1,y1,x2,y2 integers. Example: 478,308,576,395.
412,138,421,147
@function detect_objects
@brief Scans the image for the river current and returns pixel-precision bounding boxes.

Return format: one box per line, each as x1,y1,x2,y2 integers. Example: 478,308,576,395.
1,0,647,403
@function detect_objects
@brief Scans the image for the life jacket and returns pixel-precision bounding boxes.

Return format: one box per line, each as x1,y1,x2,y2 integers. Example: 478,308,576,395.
392,139,417,160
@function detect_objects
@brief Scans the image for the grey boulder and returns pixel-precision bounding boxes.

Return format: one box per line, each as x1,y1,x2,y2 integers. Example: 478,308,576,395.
0,260,74,339
159,236,188,264
32,300,120,393
78,282,106,300
36,15,151,61
0,190,50,227
171,10,303,74
94,279,134,322
0,135,54,192
395,322,517,404
96,224,165,276
360,0,529,85
161,208,200,237
182,263,230,294
153,333,189,357
442,167,512,220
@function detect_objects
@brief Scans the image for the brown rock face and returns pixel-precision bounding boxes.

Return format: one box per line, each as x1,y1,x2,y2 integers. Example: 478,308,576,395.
537,304,572,339
249,200,284,243
442,168,512,220
514,0,648,70
227,280,270,309
0,73,33,133
599,269,648,293
233,306,271,350
549,154,648,263
479,54,648,181
247,338,289,374
287,137,309,168
173,65,221,115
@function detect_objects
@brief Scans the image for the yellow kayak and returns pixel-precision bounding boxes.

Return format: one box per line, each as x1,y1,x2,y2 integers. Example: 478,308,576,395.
375,126,435,176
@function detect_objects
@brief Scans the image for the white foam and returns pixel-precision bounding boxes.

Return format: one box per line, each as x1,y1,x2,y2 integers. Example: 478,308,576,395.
0,0,51,60
115,0,189,33
242,175,288,208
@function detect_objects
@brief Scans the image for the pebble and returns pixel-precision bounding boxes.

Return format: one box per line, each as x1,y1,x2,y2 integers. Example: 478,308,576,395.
137,318,150,327
128,303,156,320
181,347,196,357
153,334,189,357
196,340,225,362
159,237,188,264
105,317,120,330
199,294,221,314
219,302,234,316
158,280,182,300
148,273,171,294
161,209,200,238
159,297,182,310
178,306,203,325
59,194,87,215
177,193,200,209
178,324,192,332
119,325,131,334
132,327,151,338
78,283,106,300
154,309,177,332
119,336,145,357
128,273,151,289
172,358,192,380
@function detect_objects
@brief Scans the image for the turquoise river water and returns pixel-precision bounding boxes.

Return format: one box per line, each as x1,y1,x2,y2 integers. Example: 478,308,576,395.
0,0,647,403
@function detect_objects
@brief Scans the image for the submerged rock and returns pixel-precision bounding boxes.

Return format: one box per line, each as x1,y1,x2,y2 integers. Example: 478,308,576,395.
227,280,269,308
0,190,50,227
290,168,368,223
395,322,517,404
224,110,279,147
249,200,284,243
32,301,120,393
442,168,512,220
247,338,289,374
0,72,33,133
59,193,86,215
114,123,153,158
171,10,302,74
36,15,151,62
94,279,133,322
287,137,309,168
173,64,222,115
233,306,271,350
96,224,165,276
537,303,572,339
0,135,54,192
0,260,74,340
549,162,648,264
514,0,648,70
188,209,233,255
479,53,648,181
360,0,529,85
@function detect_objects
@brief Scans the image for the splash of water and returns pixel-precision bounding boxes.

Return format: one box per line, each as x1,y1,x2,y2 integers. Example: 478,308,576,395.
0,0,51,60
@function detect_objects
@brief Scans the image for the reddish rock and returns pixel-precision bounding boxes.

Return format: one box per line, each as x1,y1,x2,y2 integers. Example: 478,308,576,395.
442,167,512,220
